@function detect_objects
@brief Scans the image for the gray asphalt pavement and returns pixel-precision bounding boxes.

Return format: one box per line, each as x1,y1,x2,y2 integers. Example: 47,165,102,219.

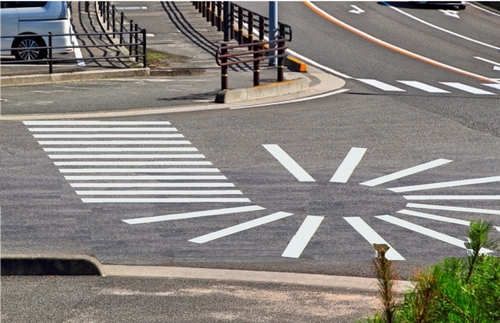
0,2,390,323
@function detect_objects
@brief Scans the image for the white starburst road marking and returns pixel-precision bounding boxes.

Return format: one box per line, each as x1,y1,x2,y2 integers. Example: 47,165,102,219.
263,144,315,182
282,216,324,258
189,212,293,244
361,159,452,187
404,195,500,200
406,203,500,216
388,175,500,192
330,147,367,183
344,217,405,260
397,209,500,231
376,215,494,254
123,205,265,224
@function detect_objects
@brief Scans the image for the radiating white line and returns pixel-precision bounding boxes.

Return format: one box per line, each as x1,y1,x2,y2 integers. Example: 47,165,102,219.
81,198,251,203
75,190,243,195
28,127,178,132
44,148,197,152
344,217,405,261
54,161,212,166
24,121,172,125
389,175,500,192
404,195,500,200
357,79,405,91
70,183,235,188
59,168,220,173
263,144,315,182
34,134,184,138
439,82,496,95
398,209,470,226
48,154,206,159
376,215,493,254
189,211,292,243
482,83,500,90
330,148,367,183
474,56,500,66
406,203,500,215
65,175,228,180
123,205,265,224
38,140,191,145
282,215,324,258
361,159,452,187
396,81,450,93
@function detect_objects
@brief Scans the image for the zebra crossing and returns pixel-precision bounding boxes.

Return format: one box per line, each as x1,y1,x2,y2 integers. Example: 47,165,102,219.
24,121,251,204
356,78,500,95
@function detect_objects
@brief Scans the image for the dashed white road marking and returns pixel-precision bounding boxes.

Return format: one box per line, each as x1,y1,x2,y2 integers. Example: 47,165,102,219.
39,140,190,145
64,175,227,180
396,210,500,232
361,158,452,187
263,144,316,182
439,82,496,95
58,168,220,173
81,197,251,203
389,175,500,192
357,79,405,91
406,203,500,216
344,217,405,260
330,147,366,183
397,80,450,93
189,212,293,243
71,182,235,188
76,190,243,195
282,215,324,258
404,195,500,200
49,154,206,159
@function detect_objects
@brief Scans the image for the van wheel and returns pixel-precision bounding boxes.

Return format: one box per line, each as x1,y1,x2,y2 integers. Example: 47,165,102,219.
13,36,47,61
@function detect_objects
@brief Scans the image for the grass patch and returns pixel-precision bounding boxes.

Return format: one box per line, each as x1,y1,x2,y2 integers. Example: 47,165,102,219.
142,49,190,68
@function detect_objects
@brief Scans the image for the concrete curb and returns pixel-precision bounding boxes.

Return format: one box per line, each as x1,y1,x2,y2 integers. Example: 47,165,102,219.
215,77,309,103
1,254,105,276
285,56,307,73
0,68,150,87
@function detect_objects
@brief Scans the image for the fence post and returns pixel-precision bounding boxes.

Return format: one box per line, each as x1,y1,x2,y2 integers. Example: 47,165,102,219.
129,20,134,55
48,32,53,74
237,6,243,44
210,2,215,26
259,16,265,42
220,43,228,90
112,5,116,38
134,24,139,63
248,11,253,43
253,41,260,86
106,2,110,30
120,12,124,44
277,37,285,82
142,29,147,67
216,1,222,31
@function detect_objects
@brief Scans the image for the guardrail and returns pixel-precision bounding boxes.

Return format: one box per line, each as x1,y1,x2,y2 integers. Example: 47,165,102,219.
215,38,287,90
192,2,292,44
0,31,146,74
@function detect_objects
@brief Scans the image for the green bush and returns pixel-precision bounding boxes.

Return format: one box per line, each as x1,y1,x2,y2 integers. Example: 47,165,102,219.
360,220,500,323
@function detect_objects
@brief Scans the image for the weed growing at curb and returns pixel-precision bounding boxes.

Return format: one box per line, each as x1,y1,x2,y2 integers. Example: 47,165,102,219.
359,220,500,323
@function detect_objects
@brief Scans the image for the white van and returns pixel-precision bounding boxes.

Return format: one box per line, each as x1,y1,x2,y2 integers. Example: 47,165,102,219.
0,1,74,60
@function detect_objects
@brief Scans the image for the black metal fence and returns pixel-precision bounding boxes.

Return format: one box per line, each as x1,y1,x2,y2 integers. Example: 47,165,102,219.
192,2,292,44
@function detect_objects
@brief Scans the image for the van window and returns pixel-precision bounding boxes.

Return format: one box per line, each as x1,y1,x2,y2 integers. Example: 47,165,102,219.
0,2,48,9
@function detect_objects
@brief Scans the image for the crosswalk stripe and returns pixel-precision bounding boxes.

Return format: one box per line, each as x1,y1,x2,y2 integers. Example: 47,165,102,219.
357,79,405,91
482,83,500,90
396,80,450,93
439,82,496,95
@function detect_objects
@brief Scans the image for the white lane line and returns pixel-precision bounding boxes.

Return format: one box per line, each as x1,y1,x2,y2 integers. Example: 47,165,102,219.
34,134,184,138
123,205,265,224
388,175,500,193
38,140,191,145
396,81,450,93
282,215,324,258
474,56,500,67
376,215,493,254
59,168,220,173
54,161,212,166
24,121,172,125
44,148,197,152
65,175,228,180
114,6,147,10
361,159,452,187
439,82,496,95
81,198,251,203
404,195,500,200
356,79,405,91
482,83,500,90
189,212,293,243
344,217,405,261
70,25,85,66
49,154,206,159
406,203,500,216
75,190,243,195
384,3,500,51
70,183,235,188
263,144,315,182
28,127,178,132
330,147,367,183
